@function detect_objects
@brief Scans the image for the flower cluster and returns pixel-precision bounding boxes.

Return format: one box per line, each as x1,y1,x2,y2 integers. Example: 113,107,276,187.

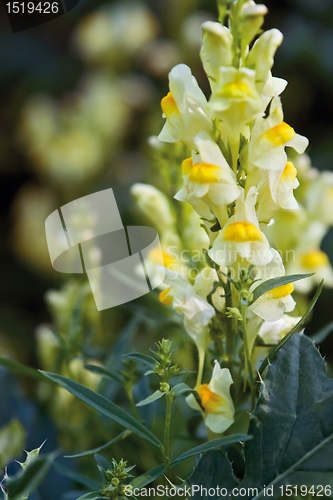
129,0,333,435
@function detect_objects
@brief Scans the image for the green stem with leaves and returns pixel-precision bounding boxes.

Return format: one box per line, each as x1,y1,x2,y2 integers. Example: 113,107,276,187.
163,391,174,479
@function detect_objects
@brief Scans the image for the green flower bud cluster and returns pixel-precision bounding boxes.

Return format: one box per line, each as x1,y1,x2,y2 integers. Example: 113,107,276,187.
100,458,135,499
151,339,180,384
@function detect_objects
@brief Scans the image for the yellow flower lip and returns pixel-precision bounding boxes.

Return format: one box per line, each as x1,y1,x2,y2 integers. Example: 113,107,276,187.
148,248,175,268
263,122,296,146
188,163,222,184
159,287,173,306
219,81,253,99
280,161,297,183
198,384,225,414
266,282,294,300
224,222,262,242
182,158,193,175
301,250,329,269
161,92,179,117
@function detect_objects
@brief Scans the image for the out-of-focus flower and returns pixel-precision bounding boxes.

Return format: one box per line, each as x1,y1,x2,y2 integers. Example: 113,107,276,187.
131,183,176,231
186,360,234,433
286,222,333,293
138,39,181,79
11,184,56,273
305,170,333,227
73,3,158,65
19,72,131,190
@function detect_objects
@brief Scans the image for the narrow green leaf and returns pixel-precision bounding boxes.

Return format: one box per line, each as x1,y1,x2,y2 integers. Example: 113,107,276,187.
0,357,53,383
172,383,196,398
84,365,123,384
172,434,252,465
53,462,100,490
7,454,54,500
64,430,131,459
130,434,251,489
40,371,162,449
129,464,165,489
258,280,323,376
136,390,164,407
75,492,104,500
250,273,313,305
123,353,156,370
311,320,333,345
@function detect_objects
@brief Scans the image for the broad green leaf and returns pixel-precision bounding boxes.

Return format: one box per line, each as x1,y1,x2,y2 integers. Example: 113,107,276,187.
75,492,104,500
136,390,164,407
64,430,131,459
0,357,53,383
172,383,196,398
250,273,313,305
243,333,333,497
7,454,54,500
187,333,333,497
186,450,239,499
311,320,333,345
123,353,156,370
84,365,123,384
40,371,162,449
258,280,323,376
53,462,100,490
172,434,251,465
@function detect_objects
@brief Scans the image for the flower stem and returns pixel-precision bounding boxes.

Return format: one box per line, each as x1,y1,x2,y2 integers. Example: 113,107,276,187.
196,348,205,389
163,391,174,479
241,302,256,411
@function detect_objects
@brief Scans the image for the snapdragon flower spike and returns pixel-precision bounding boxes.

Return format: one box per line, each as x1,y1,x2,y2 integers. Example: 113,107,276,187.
249,249,296,321
158,64,212,150
209,187,273,267
247,96,308,172
186,360,234,434
175,131,241,224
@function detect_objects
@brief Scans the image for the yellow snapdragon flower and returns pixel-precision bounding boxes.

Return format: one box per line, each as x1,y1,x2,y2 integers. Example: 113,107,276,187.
186,360,234,434
175,131,241,224
209,187,272,267
249,249,296,321
158,64,212,149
